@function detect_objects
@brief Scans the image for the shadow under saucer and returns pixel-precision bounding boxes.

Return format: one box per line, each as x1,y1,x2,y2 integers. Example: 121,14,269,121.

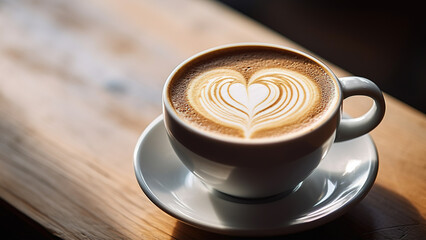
171,184,426,240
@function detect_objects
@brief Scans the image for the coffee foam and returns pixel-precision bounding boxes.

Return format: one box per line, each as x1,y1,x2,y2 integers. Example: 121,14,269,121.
169,46,336,139
187,68,321,138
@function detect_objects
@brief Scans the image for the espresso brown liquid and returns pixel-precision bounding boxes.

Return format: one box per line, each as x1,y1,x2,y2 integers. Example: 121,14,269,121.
168,46,337,139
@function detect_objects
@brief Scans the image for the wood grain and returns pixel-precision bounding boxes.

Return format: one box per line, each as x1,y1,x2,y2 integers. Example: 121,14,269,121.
0,0,425,239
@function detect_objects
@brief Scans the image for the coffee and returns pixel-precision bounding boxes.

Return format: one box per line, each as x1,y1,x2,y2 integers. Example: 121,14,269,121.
168,46,337,139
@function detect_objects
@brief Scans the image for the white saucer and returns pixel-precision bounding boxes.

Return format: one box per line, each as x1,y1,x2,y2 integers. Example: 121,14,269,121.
134,115,378,236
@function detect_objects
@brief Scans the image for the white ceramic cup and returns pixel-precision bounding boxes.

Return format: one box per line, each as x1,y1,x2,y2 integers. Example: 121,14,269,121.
162,43,385,199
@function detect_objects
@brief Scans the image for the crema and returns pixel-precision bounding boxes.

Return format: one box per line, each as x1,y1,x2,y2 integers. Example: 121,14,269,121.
168,46,336,139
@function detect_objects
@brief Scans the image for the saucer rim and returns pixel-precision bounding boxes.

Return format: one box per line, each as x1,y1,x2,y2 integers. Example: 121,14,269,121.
134,115,379,236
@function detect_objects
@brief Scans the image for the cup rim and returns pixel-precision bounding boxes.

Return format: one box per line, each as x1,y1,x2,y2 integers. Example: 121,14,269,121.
163,42,342,145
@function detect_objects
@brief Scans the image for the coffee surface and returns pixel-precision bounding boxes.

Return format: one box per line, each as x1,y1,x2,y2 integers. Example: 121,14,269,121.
168,46,337,139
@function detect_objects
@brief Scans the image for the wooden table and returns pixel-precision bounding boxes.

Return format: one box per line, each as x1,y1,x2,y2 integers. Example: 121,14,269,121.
1,0,425,239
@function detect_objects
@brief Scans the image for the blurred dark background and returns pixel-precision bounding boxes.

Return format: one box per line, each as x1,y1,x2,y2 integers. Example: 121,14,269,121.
218,0,425,113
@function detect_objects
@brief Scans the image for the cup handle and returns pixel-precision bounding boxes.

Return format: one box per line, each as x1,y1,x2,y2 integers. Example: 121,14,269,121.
335,76,386,142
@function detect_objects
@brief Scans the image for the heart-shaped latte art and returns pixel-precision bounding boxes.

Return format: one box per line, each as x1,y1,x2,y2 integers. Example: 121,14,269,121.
187,68,320,138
